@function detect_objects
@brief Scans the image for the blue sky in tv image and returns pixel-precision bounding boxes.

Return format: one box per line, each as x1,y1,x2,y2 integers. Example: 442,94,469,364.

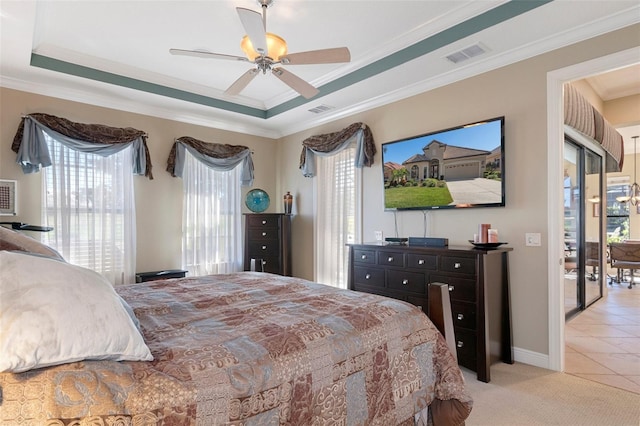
382,117,502,164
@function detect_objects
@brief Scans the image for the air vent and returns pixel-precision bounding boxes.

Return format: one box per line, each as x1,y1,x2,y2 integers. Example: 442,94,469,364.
308,104,335,114
445,43,489,64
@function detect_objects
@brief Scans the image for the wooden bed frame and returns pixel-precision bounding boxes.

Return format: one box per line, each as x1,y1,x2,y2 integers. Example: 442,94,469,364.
428,282,457,360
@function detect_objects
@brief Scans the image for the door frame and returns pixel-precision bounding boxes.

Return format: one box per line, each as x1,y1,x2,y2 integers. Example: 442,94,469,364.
546,47,639,372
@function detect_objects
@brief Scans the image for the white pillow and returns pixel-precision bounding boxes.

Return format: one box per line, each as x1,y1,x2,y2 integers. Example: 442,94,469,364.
0,225,65,261
0,251,153,373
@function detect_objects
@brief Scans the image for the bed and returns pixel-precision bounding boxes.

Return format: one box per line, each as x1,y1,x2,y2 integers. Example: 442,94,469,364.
0,228,472,425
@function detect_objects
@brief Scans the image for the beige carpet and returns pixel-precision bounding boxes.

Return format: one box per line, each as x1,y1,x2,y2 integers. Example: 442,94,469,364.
463,362,640,425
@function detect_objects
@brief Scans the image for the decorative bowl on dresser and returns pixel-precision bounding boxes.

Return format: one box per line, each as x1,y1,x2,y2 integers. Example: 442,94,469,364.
244,213,292,276
348,242,513,382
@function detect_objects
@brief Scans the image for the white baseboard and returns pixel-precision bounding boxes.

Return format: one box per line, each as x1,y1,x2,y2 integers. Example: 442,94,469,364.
513,347,551,370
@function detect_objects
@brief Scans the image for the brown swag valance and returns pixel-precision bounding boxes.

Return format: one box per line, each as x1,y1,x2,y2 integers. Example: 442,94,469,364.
166,136,254,186
299,122,376,176
12,113,153,179
167,136,250,176
167,136,249,177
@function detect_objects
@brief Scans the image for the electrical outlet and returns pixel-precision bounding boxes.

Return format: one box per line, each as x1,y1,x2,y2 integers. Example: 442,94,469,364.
374,230,383,241
525,233,541,246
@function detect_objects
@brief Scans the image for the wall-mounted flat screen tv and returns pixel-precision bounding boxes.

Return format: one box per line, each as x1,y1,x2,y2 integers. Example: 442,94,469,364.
382,116,505,210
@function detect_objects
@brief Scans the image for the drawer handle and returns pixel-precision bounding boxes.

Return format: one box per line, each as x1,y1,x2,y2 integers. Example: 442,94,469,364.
448,285,454,292
454,262,461,269
262,220,267,225
365,273,371,280
261,245,267,250
457,341,464,348
418,259,425,265
388,256,394,262
361,254,368,260
457,313,464,320
262,232,267,237
402,279,409,285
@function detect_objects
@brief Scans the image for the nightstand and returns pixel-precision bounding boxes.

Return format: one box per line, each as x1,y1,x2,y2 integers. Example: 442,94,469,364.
135,269,188,283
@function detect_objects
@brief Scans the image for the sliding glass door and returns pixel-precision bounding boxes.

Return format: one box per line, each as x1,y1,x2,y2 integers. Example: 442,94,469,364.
564,138,604,318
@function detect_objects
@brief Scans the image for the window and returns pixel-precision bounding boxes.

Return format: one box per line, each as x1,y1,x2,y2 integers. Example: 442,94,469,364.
181,149,243,276
410,165,419,180
42,134,136,285
606,177,630,242
315,144,362,288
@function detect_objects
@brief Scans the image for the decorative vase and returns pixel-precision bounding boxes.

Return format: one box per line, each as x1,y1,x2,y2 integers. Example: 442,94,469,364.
284,192,293,215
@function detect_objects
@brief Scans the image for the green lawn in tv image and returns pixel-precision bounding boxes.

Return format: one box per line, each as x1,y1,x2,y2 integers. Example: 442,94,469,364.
384,178,453,209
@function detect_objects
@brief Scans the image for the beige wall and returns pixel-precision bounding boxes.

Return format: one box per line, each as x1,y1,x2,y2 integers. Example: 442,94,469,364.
605,94,640,128
278,24,639,357
0,89,278,272
2,24,638,360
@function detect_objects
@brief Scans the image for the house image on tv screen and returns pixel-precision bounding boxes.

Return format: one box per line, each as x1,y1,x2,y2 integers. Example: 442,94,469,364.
395,140,500,181
381,117,504,209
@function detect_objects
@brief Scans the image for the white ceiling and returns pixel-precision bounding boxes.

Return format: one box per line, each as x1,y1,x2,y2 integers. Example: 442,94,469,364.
1,0,639,139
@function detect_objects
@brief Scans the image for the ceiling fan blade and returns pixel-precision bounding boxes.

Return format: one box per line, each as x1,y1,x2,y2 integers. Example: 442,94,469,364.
236,7,267,56
280,47,351,65
272,67,319,99
170,48,249,62
225,68,259,96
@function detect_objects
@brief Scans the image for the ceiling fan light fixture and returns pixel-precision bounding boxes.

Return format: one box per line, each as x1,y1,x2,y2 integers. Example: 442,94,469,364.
172,1,349,98
241,32,287,61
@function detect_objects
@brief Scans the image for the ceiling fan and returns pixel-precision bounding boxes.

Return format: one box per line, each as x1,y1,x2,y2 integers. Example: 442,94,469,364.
170,0,351,99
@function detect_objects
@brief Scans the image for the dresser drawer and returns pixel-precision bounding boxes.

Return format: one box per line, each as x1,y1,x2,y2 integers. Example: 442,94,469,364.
260,257,281,274
246,214,280,228
439,256,476,275
387,270,426,294
454,328,477,369
430,275,476,302
451,302,476,330
407,253,437,270
405,295,429,313
377,251,404,267
249,228,280,240
353,266,385,288
353,249,376,264
247,241,280,257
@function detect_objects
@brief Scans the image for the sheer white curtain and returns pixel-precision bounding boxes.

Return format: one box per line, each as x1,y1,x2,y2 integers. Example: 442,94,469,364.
182,149,243,276
42,135,136,285
315,143,362,288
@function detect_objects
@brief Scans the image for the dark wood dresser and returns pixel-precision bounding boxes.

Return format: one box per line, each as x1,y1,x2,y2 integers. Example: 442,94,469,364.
244,213,292,276
348,242,513,382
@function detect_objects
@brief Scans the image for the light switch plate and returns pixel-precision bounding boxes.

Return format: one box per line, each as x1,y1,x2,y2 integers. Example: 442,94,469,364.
525,233,541,246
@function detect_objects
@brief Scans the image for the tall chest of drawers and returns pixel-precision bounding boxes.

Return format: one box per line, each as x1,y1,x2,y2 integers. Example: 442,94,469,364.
348,243,513,382
244,213,292,276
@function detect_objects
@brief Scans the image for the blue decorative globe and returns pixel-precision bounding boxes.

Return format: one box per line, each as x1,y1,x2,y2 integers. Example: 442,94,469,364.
245,189,270,212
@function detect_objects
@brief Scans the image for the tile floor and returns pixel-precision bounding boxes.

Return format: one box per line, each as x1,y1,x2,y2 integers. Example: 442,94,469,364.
565,280,640,394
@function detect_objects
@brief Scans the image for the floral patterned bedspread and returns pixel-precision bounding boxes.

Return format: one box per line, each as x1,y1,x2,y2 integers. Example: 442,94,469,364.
0,272,472,425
